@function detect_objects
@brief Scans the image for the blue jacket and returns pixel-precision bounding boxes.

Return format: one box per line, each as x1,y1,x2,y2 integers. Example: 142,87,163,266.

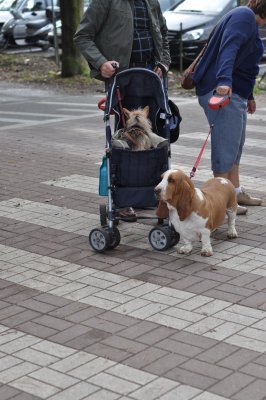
194,7,264,100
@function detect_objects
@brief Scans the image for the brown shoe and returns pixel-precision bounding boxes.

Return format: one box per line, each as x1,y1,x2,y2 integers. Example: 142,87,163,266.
237,188,262,206
237,204,248,215
117,207,137,222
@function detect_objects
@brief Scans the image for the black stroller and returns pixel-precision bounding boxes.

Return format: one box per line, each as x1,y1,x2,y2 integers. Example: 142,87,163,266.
89,67,181,252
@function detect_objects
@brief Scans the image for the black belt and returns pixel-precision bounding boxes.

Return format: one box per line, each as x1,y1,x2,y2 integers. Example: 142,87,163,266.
129,61,153,68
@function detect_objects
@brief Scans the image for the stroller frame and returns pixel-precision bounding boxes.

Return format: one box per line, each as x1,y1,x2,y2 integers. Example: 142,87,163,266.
89,67,180,252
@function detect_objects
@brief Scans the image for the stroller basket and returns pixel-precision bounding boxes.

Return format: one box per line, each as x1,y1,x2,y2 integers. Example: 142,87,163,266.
111,145,169,208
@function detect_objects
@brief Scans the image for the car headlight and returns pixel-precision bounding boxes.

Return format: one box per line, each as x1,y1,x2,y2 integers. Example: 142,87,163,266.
182,28,204,41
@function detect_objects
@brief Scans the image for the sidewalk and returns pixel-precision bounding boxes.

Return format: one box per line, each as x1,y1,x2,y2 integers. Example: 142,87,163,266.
0,82,265,400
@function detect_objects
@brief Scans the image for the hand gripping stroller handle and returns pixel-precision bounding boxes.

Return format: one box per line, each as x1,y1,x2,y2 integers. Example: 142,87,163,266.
154,61,168,92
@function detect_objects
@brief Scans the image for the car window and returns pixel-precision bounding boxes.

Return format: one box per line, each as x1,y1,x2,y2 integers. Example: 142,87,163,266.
159,0,181,12
23,0,46,11
173,0,233,14
0,0,20,11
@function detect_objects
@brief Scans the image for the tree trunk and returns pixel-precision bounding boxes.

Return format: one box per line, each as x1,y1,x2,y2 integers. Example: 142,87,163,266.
60,0,86,77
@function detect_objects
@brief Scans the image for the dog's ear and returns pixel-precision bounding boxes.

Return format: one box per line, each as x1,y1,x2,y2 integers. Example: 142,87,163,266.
156,200,169,219
123,108,130,119
174,180,194,221
143,105,150,117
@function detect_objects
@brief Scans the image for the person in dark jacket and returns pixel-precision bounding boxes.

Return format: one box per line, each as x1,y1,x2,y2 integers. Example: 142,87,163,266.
193,0,265,215
74,0,170,221
73,0,170,80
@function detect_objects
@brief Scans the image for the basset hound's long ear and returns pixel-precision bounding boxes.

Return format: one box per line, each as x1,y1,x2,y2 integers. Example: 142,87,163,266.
173,178,194,221
156,200,169,219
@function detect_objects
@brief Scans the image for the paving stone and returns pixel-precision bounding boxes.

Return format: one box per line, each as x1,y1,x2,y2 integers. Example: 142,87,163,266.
124,347,168,369
0,384,20,399
88,372,139,396
10,392,42,400
196,342,239,363
180,359,232,380
15,321,58,339
31,315,73,331
232,379,266,400
20,299,57,314
136,325,176,345
143,353,189,376
65,328,110,349
238,292,266,309
240,362,266,379
47,382,99,400
10,376,59,399
218,348,261,369
82,316,125,334
46,323,92,344
155,338,203,357
30,367,79,389
66,307,105,323
85,342,132,363
165,367,217,390
101,335,147,354
209,372,256,397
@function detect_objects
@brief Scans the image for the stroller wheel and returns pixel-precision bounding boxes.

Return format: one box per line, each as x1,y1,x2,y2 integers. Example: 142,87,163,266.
109,226,121,249
170,228,180,247
100,204,107,226
149,226,174,251
89,228,111,252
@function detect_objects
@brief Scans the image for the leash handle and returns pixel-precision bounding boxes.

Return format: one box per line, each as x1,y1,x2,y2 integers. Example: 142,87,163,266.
190,124,213,179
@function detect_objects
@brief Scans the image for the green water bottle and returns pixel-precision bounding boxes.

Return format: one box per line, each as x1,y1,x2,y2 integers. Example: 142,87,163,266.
99,155,108,196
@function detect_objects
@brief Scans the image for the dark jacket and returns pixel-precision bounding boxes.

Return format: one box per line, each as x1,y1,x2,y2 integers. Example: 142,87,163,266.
194,7,263,100
73,0,171,80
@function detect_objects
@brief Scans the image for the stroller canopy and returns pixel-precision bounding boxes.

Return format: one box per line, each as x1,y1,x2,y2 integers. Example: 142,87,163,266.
105,68,171,117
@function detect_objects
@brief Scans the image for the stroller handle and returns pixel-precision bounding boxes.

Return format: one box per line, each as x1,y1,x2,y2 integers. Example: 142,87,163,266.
154,61,168,92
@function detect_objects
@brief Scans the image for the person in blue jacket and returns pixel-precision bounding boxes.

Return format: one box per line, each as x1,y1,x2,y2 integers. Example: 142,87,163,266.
193,0,265,215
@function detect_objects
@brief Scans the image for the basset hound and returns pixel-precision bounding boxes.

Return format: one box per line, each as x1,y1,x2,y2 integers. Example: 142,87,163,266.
155,169,238,257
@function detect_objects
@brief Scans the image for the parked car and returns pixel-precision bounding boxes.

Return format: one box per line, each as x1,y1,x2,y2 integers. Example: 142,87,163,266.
164,0,238,65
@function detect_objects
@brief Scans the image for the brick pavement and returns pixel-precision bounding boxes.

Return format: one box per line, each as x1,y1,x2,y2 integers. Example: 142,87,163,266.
0,82,265,399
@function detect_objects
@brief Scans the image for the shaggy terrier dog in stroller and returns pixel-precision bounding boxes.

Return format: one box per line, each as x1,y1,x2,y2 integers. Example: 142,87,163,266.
122,106,153,150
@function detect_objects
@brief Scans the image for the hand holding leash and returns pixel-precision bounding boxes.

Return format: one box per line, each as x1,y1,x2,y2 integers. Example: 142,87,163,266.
208,87,231,110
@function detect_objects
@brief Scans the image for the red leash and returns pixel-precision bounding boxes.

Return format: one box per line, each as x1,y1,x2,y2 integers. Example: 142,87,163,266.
190,92,230,179
190,124,213,179
116,86,126,128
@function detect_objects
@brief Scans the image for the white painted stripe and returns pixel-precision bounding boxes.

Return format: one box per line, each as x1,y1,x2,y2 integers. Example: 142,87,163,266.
0,118,36,123
0,112,102,131
43,175,99,194
0,110,98,117
248,112,266,122
0,244,266,353
171,143,266,168
181,132,266,150
169,97,198,106
39,101,101,107
0,324,230,400
246,125,266,133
